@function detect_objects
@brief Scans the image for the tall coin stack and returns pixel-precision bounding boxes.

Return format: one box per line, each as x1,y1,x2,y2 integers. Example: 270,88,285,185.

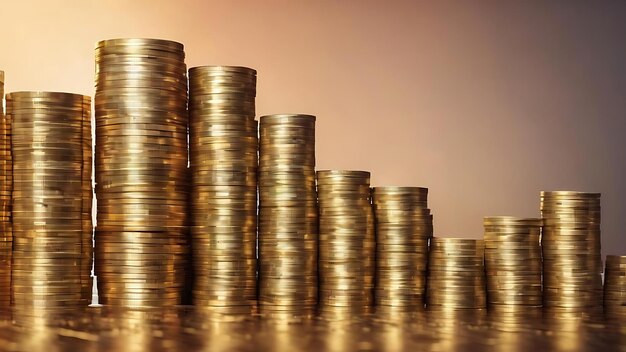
189,66,257,308
427,238,486,309
371,187,431,309
258,114,318,314
0,71,10,307
604,255,626,315
94,39,189,307
7,92,91,309
540,191,603,309
317,170,375,314
483,217,542,309
80,96,93,305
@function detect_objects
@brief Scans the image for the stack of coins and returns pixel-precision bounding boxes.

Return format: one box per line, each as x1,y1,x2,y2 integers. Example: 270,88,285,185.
0,71,10,307
258,114,317,314
427,238,486,309
540,191,603,309
94,38,189,307
317,170,375,314
80,96,93,305
603,255,626,314
483,217,542,308
371,186,431,309
189,66,257,308
7,91,90,309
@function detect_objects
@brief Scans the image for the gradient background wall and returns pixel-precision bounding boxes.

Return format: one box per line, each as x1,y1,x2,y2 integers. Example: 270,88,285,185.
1,0,625,259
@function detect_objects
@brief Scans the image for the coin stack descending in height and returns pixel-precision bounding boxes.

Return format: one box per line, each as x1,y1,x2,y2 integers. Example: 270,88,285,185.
317,170,375,315
0,71,10,307
427,238,486,309
7,92,91,310
258,114,318,315
94,39,189,307
189,66,257,309
371,187,432,310
604,255,626,315
483,217,542,310
540,191,603,309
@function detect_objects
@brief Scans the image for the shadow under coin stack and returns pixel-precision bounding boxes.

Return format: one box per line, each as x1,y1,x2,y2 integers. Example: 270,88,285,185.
258,114,318,315
371,187,431,310
604,255,626,316
0,71,10,307
483,217,542,310
317,170,375,316
189,66,257,309
7,92,91,311
540,191,603,309
427,238,486,309
94,39,189,307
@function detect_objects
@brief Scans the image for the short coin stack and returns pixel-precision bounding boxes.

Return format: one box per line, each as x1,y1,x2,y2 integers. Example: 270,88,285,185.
540,191,603,309
317,170,375,314
258,114,318,314
603,255,626,314
427,238,486,309
7,91,91,309
483,217,542,309
189,66,258,308
371,186,431,309
94,38,189,307
0,71,10,307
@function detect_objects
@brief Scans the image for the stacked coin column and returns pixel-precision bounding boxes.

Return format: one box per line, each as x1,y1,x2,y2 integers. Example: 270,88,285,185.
7,92,89,310
94,39,189,307
604,255,626,315
189,66,257,308
80,97,93,305
540,191,603,309
0,71,10,307
317,170,375,315
483,217,542,309
371,187,431,310
426,238,486,309
258,114,318,314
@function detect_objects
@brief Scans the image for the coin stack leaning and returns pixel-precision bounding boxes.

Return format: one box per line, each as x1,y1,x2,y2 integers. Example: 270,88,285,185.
7,91,91,309
540,191,603,309
371,187,431,309
258,114,318,314
604,255,626,315
0,71,10,307
189,66,257,308
483,217,542,309
94,39,189,307
427,238,486,309
317,170,375,314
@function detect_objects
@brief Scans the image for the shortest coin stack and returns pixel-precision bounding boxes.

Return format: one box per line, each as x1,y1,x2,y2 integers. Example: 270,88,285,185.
483,217,543,309
0,71,10,307
604,255,626,314
427,238,486,309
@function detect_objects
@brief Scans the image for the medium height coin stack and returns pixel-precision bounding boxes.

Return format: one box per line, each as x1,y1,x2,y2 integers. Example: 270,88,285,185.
189,66,257,308
258,114,318,314
604,255,626,315
0,72,10,307
540,191,603,309
371,187,431,309
317,170,375,315
483,217,542,309
7,92,91,309
94,39,189,307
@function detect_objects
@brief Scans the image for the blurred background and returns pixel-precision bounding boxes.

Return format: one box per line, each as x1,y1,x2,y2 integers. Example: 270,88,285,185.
1,0,624,258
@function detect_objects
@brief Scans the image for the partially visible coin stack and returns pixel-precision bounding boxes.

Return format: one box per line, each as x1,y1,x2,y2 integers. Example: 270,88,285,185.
94,39,189,307
317,170,375,314
483,217,542,309
80,96,93,305
258,114,318,314
371,187,431,309
540,191,603,309
189,66,257,309
603,255,626,314
427,238,486,309
7,91,91,309
0,71,10,307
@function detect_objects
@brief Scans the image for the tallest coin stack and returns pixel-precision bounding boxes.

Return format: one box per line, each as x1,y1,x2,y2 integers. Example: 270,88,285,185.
94,39,189,307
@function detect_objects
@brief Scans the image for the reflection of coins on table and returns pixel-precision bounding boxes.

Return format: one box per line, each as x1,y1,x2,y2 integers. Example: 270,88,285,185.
94,38,189,307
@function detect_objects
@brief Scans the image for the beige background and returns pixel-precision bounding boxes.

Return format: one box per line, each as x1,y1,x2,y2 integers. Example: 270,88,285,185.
1,0,624,259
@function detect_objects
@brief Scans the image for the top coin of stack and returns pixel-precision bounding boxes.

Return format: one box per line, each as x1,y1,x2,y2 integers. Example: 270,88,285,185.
427,238,486,309
371,186,431,309
483,217,542,309
540,191,603,309
603,255,626,315
0,71,10,307
258,114,318,313
94,38,189,307
317,170,375,314
189,66,258,308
